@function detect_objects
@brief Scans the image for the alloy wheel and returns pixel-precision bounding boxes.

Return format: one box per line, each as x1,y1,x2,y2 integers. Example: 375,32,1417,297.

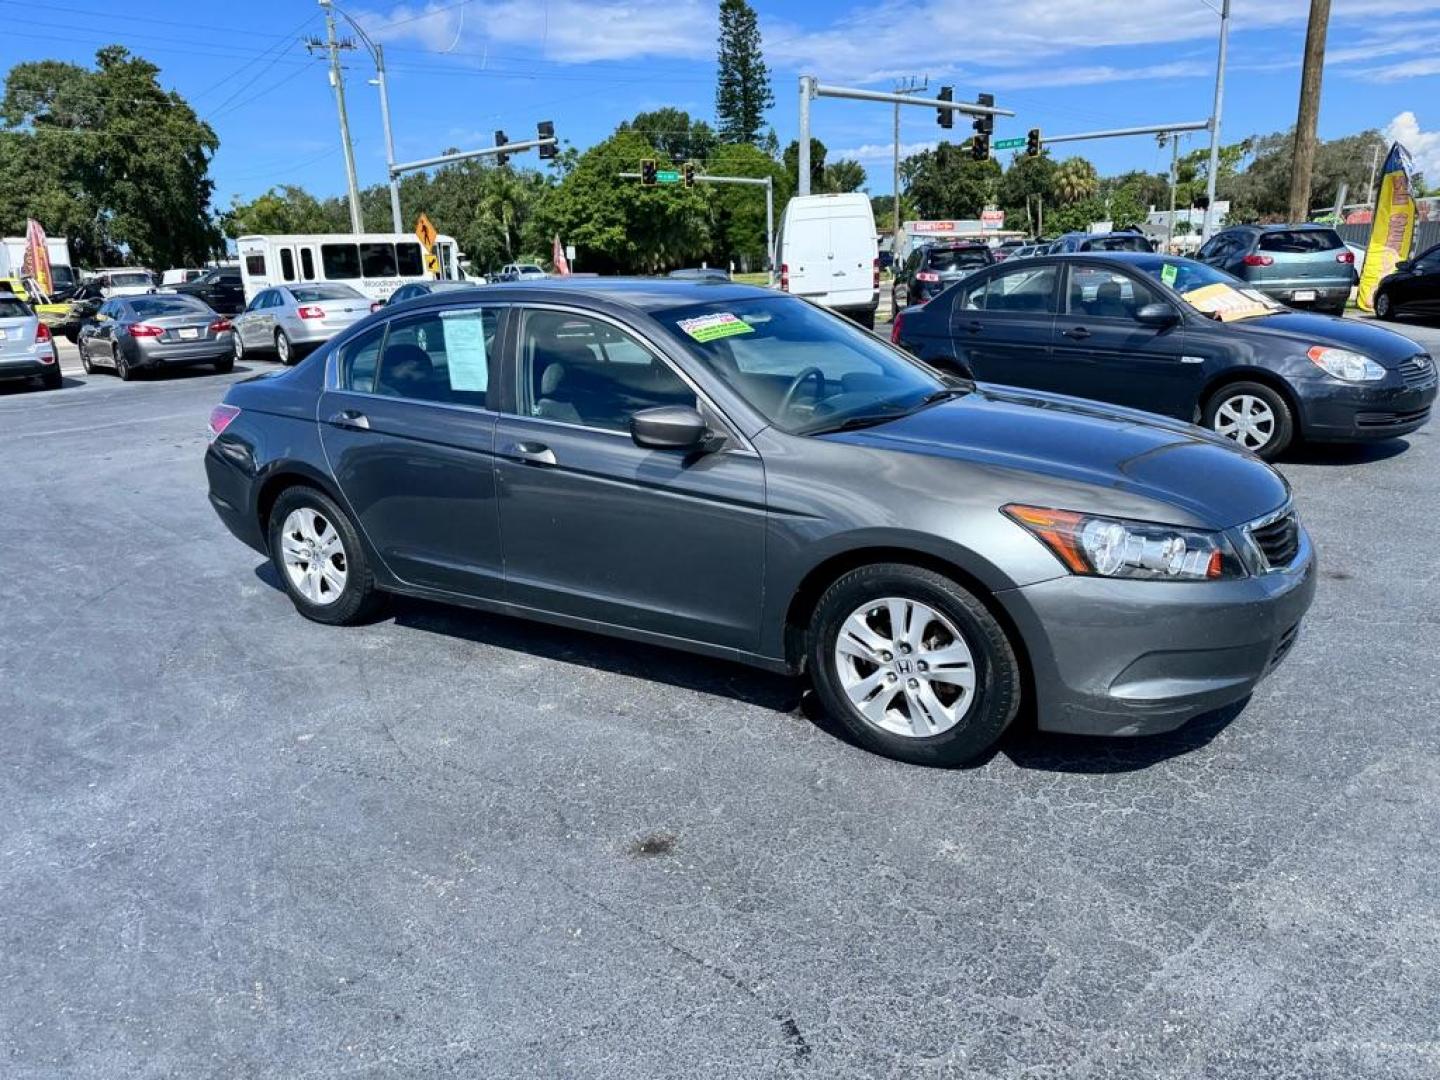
276,331,291,365
279,507,348,605
833,596,977,738
1375,292,1392,319
1212,393,1276,451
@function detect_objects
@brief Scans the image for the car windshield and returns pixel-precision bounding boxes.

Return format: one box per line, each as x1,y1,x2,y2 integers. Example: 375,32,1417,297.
109,272,152,287
1129,256,1289,319
1081,235,1152,252
290,284,363,302
927,248,991,271
655,296,949,436
128,296,208,318
518,265,545,274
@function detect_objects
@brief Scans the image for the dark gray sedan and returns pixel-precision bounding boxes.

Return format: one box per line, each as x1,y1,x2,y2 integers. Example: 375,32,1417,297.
79,294,233,380
205,280,1315,766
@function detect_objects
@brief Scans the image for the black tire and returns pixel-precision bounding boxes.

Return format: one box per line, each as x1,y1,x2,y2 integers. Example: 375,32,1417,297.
79,340,95,374
808,563,1021,767
267,486,384,626
213,353,234,374
116,351,134,381
41,363,62,390
275,329,294,366
1373,290,1394,320
232,333,246,363
64,329,79,344
854,310,876,331
1203,380,1294,461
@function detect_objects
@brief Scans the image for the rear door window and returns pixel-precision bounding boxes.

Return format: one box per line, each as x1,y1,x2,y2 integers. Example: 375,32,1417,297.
981,264,1059,314
374,307,501,408
1257,229,1343,253
339,324,386,394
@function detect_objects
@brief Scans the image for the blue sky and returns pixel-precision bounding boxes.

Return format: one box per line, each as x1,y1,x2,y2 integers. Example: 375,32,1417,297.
4,0,1440,213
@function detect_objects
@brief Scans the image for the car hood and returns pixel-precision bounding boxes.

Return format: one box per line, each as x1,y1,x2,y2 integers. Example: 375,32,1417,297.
1213,309,1423,365
827,388,1290,530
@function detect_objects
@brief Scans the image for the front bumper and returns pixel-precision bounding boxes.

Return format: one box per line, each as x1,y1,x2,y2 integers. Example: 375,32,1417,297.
998,528,1317,736
1297,375,1436,441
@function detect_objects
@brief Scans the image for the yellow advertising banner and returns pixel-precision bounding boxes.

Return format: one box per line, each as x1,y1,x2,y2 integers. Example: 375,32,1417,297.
1357,143,1416,313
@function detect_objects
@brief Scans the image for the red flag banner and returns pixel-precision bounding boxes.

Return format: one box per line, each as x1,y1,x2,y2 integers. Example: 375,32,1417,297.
22,219,53,296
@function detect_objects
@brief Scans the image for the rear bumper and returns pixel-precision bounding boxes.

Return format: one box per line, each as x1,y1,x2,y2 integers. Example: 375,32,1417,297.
131,338,231,368
205,443,267,554
1297,378,1437,440
998,532,1317,736
0,351,57,381
1252,283,1351,310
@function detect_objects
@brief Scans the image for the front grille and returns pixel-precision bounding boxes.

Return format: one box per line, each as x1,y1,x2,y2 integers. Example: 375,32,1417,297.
1268,622,1301,673
1355,406,1432,428
1248,510,1301,571
1399,354,1436,390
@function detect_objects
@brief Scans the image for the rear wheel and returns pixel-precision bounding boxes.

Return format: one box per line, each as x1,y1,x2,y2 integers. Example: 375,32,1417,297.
1204,380,1294,460
275,329,294,365
267,487,384,626
808,563,1020,767
116,351,135,381
232,333,246,362
79,340,95,374
41,363,62,390
213,353,234,374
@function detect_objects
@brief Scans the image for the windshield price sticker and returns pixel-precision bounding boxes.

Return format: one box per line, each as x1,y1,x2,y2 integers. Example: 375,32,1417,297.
1180,282,1276,323
676,312,755,342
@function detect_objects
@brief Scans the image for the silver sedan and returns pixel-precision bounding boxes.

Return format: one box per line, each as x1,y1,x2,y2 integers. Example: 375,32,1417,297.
231,284,372,366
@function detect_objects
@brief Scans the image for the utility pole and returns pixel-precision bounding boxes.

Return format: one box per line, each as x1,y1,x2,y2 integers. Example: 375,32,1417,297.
1287,0,1332,223
1365,140,1383,205
322,1,402,231
1160,132,1182,253
307,7,363,234
892,77,927,253
1201,0,1230,242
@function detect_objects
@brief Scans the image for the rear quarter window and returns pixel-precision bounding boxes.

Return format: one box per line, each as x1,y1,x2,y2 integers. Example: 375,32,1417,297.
0,297,32,319
1258,230,1343,253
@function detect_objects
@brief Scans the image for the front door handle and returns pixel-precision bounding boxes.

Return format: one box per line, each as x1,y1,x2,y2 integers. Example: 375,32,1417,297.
327,409,370,430
505,441,556,466
1060,326,1092,340
962,319,984,334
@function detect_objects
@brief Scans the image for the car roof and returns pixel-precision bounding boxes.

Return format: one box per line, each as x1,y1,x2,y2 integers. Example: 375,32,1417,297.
923,240,991,250
453,277,775,313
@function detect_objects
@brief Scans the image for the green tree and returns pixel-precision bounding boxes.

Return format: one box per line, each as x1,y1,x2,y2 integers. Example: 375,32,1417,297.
783,137,827,194
714,0,773,144
219,185,340,236
1052,157,1099,204
900,142,1001,218
620,108,718,164
823,159,866,194
703,140,789,270
998,151,1057,233
0,46,220,267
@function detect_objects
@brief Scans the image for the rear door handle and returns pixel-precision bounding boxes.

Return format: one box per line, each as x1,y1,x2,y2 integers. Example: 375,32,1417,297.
327,409,370,430
505,441,556,466
1060,326,1092,340
962,320,984,334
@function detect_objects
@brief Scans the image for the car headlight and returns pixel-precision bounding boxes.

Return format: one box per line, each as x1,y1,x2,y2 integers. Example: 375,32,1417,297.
1003,505,1246,581
1307,346,1385,382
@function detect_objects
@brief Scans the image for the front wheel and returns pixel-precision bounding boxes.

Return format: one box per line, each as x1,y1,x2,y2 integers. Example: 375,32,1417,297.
1203,381,1294,460
809,564,1021,767
268,487,384,625
1373,290,1393,320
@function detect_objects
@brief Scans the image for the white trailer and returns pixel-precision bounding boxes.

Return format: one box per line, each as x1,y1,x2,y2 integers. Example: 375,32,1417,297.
1,235,76,291
235,232,462,304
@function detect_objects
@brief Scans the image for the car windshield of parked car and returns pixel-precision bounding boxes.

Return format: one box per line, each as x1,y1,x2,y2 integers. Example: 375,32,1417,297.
656,296,948,436
290,284,364,302
1129,256,1289,320
128,296,210,318
1258,229,1343,254
927,248,991,271
110,272,153,287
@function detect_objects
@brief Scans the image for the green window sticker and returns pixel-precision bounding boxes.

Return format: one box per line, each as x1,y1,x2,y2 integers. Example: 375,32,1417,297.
1160,263,1179,288
676,312,755,342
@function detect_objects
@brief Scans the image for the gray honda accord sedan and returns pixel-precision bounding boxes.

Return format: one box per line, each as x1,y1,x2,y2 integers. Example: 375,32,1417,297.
205,280,1316,766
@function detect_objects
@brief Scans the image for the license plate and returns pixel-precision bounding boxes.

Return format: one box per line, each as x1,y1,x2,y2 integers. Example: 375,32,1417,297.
1293,290,1316,302
178,327,200,339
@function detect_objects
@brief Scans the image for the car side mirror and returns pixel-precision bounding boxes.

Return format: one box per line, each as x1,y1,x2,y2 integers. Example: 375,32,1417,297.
1135,302,1179,328
630,405,716,452
1396,259,1413,272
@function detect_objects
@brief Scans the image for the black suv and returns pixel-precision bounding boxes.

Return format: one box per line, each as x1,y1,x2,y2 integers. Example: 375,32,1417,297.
1047,231,1156,255
893,241,994,308
175,266,245,315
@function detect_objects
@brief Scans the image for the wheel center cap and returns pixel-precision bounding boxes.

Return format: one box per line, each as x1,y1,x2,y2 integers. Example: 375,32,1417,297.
894,658,915,676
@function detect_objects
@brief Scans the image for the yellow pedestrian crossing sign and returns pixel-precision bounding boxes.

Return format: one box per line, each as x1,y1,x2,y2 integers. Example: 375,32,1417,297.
415,213,437,251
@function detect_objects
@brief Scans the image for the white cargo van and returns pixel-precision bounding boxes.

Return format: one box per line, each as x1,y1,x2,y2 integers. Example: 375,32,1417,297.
776,194,879,328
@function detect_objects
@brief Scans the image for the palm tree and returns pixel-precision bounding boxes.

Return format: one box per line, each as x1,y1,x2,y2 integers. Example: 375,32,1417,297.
1052,157,1099,205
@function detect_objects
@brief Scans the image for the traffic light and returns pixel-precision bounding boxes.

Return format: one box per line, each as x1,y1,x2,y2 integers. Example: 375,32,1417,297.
537,120,556,160
683,161,696,188
973,92,994,137
936,86,953,130
1026,128,1042,156
640,158,658,186
971,133,990,162
494,130,510,167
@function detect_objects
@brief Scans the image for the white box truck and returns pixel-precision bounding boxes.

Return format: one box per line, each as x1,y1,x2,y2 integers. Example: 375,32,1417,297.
776,194,879,328
1,235,77,293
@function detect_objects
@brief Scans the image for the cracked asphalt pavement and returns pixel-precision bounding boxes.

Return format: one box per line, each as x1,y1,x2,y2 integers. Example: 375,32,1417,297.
3,323,1439,1078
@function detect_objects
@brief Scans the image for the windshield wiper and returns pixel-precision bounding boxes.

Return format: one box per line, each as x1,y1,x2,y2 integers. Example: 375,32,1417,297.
803,387,968,436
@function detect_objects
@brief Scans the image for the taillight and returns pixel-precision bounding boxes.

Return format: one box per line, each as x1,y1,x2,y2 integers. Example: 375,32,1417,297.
1337,251,1355,264
872,257,880,291
1242,253,1274,267
297,305,325,320
915,271,941,282
779,263,789,292
128,323,164,337
35,322,52,343
890,311,904,344
208,318,232,333
208,403,241,442
370,300,385,314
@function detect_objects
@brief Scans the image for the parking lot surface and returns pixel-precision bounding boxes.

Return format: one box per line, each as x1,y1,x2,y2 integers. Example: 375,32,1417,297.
3,324,1440,1078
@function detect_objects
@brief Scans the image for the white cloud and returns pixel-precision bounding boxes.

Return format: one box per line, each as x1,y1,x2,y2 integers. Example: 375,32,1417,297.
986,61,1211,90
828,141,937,165
361,0,713,63
1384,111,1440,180
1365,57,1440,81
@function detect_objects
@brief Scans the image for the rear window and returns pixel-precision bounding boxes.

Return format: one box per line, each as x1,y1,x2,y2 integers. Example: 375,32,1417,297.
290,284,363,302
110,272,153,287
1080,235,1154,253
129,296,208,318
1257,229,1344,253
0,297,31,319
926,248,992,271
